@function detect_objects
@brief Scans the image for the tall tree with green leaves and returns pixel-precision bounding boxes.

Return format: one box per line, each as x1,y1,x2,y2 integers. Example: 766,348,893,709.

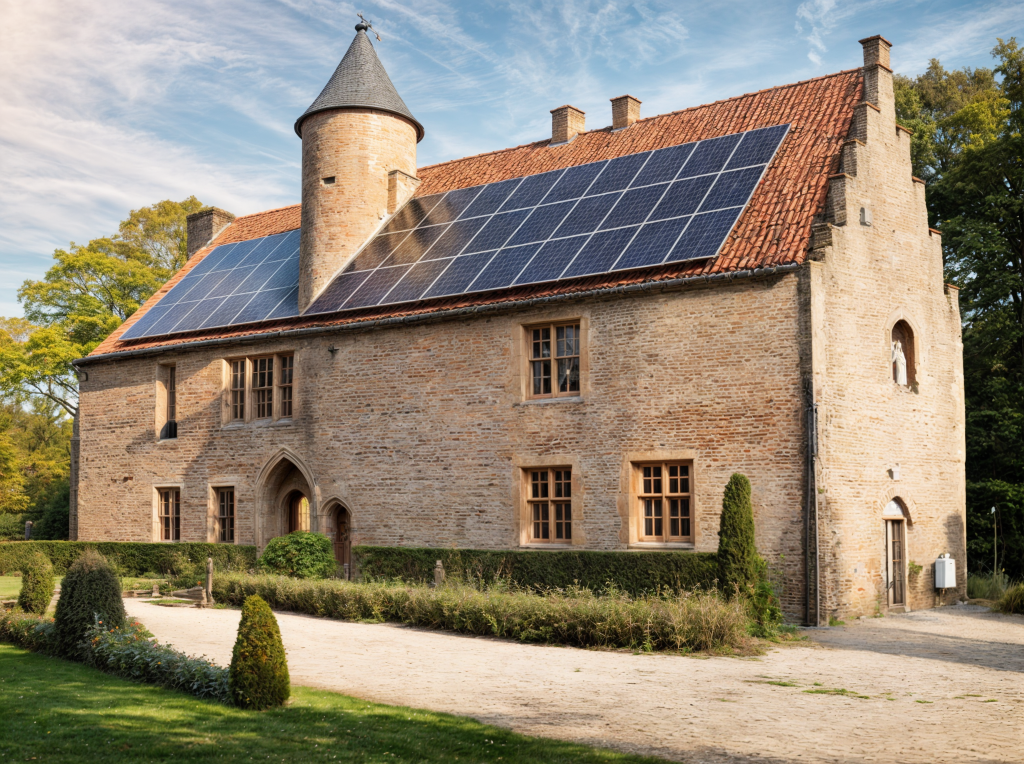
898,39,1023,577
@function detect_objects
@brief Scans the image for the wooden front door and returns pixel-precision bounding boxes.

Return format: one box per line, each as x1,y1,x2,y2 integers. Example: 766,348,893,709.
333,507,351,578
886,519,906,607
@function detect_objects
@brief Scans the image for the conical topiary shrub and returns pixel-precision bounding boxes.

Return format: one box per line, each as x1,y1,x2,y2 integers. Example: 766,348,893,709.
229,595,290,710
18,550,56,615
717,473,760,594
53,548,126,657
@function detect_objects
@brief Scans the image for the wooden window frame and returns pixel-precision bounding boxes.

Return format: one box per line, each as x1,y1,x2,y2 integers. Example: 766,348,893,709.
158,487,181,542
277,354,294,419
634,461,694,545
524,321,582,400
229,359,246,422
523,466,573,544
215,487,235,543
251,356,274,419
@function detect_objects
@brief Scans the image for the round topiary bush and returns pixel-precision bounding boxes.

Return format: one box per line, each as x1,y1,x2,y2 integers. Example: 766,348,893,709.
53,548,125,657
258,531,336,579
18,551,56,615
717,473,760,593
229,595,290,710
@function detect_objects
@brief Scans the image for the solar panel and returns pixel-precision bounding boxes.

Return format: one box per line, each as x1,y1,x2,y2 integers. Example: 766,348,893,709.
307,123,789,316
122,123,789,340
120,229,301,340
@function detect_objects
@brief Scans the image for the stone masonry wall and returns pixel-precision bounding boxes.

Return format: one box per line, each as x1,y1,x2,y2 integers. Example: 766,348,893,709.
77,275,813,616
810,53,967,619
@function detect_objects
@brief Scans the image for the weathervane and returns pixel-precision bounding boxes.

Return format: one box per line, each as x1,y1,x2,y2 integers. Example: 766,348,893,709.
356,13,382,41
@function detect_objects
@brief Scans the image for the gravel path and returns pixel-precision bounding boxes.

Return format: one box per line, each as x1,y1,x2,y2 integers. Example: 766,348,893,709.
125,600,1023,764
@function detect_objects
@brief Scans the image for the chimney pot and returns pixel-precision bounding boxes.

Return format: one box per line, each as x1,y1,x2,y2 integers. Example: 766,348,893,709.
611,95,641,130
858,34,892,69
185,207,235,260
550,105,585,145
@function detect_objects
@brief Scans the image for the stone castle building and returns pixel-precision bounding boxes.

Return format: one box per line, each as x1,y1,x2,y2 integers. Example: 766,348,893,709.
73,26,966,622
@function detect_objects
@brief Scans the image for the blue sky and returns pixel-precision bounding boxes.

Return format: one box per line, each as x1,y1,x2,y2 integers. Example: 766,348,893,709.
1,0,1021,318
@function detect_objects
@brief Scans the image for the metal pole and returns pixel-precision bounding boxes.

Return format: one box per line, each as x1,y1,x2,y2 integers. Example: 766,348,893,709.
991,506,997,574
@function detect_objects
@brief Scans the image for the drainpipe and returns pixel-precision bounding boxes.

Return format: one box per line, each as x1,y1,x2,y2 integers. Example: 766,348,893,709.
805,381,820,626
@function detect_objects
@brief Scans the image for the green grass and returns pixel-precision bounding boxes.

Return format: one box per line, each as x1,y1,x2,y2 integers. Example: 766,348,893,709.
0,575,20,599
802,688,870,699
0,645,662,763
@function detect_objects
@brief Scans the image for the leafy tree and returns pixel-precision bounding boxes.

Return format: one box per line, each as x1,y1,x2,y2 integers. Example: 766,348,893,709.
900,39,1024,578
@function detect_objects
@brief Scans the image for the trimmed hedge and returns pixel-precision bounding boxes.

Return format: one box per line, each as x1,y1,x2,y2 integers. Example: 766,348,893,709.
258,532,335,579
53,549,126,657
0,541,257,577
18,551,55,615
352,546,720,595
229,595,290,710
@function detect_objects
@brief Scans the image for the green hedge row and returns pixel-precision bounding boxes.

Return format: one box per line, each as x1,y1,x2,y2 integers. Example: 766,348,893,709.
0,541,257,577
352,546,720,595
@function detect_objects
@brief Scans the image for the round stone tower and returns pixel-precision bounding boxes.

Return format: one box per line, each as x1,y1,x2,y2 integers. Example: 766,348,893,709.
295,23,424,312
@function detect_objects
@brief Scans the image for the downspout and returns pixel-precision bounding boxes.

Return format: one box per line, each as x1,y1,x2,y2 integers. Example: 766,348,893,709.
805,380,819,626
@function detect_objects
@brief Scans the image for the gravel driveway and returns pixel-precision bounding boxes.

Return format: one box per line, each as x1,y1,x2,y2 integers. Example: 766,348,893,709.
124,600,1023,764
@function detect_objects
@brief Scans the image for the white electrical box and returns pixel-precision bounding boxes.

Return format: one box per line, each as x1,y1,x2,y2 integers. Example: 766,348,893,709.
934,555,956,589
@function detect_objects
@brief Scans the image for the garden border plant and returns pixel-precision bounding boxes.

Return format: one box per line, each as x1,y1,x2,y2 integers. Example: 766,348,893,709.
0,540,257,577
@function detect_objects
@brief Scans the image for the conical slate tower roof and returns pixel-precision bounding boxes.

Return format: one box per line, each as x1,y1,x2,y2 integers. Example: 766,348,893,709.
294,24,424,141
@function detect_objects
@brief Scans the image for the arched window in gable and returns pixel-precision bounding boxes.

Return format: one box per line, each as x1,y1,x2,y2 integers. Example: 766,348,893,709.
890,320,916,386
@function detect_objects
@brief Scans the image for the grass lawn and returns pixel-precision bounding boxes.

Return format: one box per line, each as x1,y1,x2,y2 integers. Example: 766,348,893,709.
0,576,20,599
0,645,663,763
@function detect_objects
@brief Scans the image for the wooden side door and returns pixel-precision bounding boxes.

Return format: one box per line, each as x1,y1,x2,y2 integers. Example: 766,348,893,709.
886,520,906,607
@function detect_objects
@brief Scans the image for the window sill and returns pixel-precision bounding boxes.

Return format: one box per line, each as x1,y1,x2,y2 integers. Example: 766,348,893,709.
627,542,696,551
157,437,178,444
516,396,583,407
519,543,575,550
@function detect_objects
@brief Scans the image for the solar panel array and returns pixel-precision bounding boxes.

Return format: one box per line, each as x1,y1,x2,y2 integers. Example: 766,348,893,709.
306,123,789,316
120,229,300,340
120,123,788,340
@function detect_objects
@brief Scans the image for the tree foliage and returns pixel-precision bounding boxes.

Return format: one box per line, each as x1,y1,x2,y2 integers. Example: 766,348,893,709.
258,531,337,579
717,474,760,592
899,39,1023,578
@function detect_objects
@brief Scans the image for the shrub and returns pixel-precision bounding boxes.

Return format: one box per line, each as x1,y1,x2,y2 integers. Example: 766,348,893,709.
214,573,749,653
53,549,125,657
17,551,55,615
353,546,719,595
84,618,230,702
229,595,290,710
967,571,1009,600
996,582,1024,615
0,540,257,577
0,514,31,542
717,474,760,593
258,532,335,579
0,610,57,653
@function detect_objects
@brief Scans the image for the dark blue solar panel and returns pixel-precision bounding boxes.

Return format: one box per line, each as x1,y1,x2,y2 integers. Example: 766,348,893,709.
507,201,575,246
499,170,563,211
543,162,606,203
553,193,620,239
677,133,742,178
463,210,529,254
346,265,412,309
699,166,764,211
561,226,638,279
383,258,453,304
422,186,482,226
381,224,449,266
671,208,743,260
600,184,668,230
588,152,650,196
514,235,588,285
231,287,293,325
123,125,787,339
459,178,521,219
381,193,444,233
306,271,371,315
726,125,789,169
422,218,487,260
423,252,495,299
469,244,541,292
614,217,691,270
631,143,694,187
649,175,716,221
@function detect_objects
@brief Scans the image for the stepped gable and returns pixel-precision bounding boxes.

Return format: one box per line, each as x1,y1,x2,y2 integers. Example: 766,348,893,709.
91,69,862,356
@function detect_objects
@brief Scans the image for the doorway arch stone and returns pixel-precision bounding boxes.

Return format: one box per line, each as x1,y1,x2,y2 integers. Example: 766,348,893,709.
255,449,318,549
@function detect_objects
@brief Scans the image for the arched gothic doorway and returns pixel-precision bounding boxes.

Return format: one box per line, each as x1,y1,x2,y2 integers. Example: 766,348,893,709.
256,453,316,548
323,502,352,579
883,499,908,608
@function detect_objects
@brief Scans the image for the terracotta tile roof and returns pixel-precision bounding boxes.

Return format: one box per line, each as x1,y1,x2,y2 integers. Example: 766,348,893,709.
89,69,862,358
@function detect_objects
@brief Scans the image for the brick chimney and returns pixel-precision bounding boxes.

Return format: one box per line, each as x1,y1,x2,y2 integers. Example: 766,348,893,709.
859,35,893,106
186,207,235,260
611,95,641,130
550,105,585,144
